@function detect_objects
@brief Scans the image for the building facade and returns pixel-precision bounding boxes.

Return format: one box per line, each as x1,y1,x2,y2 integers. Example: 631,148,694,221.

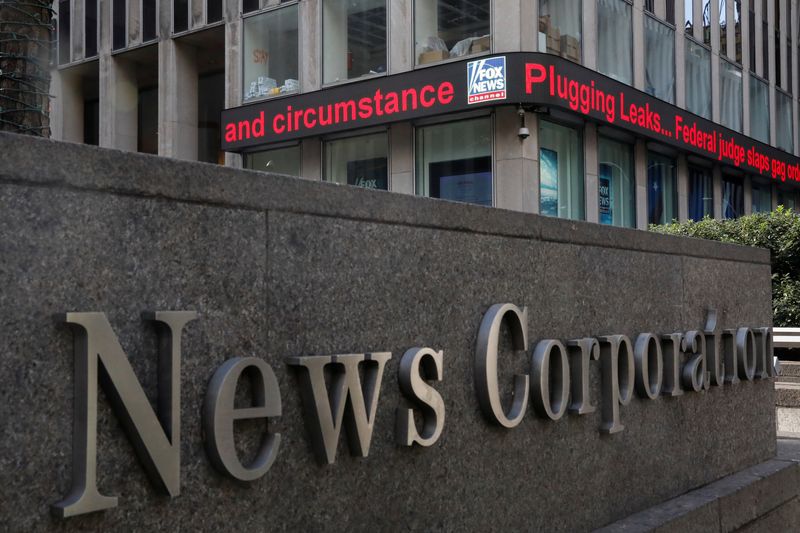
51,0,800,228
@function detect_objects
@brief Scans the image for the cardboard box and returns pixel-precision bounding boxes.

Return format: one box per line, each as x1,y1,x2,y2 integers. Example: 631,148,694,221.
538,15,550,33
470,36,491,53
546,27,561,53
418,50,449,64
560,35,579,61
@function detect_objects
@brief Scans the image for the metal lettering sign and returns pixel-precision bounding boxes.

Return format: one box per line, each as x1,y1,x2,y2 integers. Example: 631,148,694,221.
53,307,774,518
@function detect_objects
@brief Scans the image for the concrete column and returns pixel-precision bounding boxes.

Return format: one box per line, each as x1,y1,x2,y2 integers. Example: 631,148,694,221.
754,0,763,76
159,39,198,159
654,0,666,19
792,1,799,155
523,0,537,51
301,138,322,181
744,175,753,215
633,0,646,91
726,0,736,60
390,123,414,195
389,0,412,73
581,0,597,70
677,154,689,222
675,5,686,108
742,68,751,136
99,55,138,150
224,18,242,168
584,122,599,223
129,0,142,46
742,0,751,71
495,106,536,213
768,0,776,146
493,0,521,54
300,0,320,91
712,166,723,218
72,0,84,61
528,113,541,214
693,0,703,42
635,138,648,230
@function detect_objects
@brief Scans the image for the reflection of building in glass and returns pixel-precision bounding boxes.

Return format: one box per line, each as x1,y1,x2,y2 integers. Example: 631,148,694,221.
51,0,800,228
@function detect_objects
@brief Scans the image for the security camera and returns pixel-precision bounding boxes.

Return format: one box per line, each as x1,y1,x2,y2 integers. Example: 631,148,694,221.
518,126,530,139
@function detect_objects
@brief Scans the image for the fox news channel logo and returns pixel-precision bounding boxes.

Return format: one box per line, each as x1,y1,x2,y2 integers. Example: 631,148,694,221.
467,57,507,104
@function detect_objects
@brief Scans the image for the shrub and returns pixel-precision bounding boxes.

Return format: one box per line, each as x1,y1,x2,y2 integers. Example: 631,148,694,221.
651,207,800,327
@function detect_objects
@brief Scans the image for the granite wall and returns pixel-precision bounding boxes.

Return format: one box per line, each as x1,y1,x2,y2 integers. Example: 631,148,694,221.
0,132,776,531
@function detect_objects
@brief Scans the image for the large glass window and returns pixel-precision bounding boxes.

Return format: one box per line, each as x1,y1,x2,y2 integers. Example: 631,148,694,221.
702,0,711,45
719,0,727,56
326,132,389,190
207,0,222,24
243,5,299,102
778,188,797,210
58,0,70,64
539,120,584,220
539,0,582,63
688,166,713,220
137,86,158,154
143,0,157,42
174,0,189,33
415,0,490,65
749,76,770,143
198,71,225,164
733,0,742,63
597,0,632,84
751,180,772,212
415,118,492,205
722,176,744,218
85,0,97,58
113,0,126,50
647,153,678,224
685,0,694,34
776,91,794,152
598,136,635,227
748,1,756,72
245,145,301,176
324,0,386,83
719,59,742,132
685,38,711,118
645,15,675,103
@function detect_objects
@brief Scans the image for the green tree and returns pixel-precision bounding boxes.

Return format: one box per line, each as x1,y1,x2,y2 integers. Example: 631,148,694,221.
0,0,54,136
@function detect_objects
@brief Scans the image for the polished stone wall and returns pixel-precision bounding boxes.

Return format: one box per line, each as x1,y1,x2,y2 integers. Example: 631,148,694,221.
0,132,776,531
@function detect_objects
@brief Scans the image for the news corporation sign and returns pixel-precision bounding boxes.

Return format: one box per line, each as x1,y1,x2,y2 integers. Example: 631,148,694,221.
52,306,773,518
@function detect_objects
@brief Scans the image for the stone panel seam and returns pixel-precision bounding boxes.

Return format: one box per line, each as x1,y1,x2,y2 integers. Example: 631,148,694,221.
0,179,773,268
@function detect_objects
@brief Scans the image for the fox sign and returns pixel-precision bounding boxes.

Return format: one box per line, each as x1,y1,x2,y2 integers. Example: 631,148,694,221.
467,57,507,104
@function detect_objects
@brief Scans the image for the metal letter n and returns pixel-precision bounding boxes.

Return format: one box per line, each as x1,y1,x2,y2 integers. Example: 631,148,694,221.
52,311,197,518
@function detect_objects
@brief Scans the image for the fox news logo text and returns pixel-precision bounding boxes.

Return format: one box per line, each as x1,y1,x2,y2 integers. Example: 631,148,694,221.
467,57,507,104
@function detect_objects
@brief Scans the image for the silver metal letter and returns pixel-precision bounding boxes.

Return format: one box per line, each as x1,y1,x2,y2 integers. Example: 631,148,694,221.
722,329,741,384
598,335,634,434
661,333,685,396
531,340,570,421
736,327,757,381
52,311,197,518
475,304,530,428
396,348,445,447
681,330,707,392
755,327,774,378
203,357,282,481
703,310,725,388
567,338,600,415
286,352,391,464
634,333,663,399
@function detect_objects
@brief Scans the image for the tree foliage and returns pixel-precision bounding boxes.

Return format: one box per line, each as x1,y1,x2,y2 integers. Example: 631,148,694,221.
0,0,54,136
652,207,800,327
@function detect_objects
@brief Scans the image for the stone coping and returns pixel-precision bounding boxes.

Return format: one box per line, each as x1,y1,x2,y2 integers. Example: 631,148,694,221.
0,132,770,265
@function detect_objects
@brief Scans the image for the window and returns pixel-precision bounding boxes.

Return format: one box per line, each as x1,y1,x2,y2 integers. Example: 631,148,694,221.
113,0,126,50
666,0,675,24
198,71,225,164
174,0,188,33
598,136,636,228
597,0,632,85
688,166,713,220
748,1,756,72
776,91,794,152
719,59,742,132
243,0,259,13
719,0,727,55
243,5,299,102
685,0,694,34
326,132,389,190
143,0,157,42
722,176,743,218
775,0,781,87
778,188,796,210
749,76,769,143
702,0,711,44
138,86,158,154
751,181,772,212
685,38,711,118
762,0,768,79
84,98,99,145
645,15,675,103
539,120,584,220
415,0,490,65
58,0,70,64
647,153,677,224
245,145,301,175
539,0,581,63
733,0,742,63
416,117,492,205
324,0,386,83
85,0,97,58
208,0,222,23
